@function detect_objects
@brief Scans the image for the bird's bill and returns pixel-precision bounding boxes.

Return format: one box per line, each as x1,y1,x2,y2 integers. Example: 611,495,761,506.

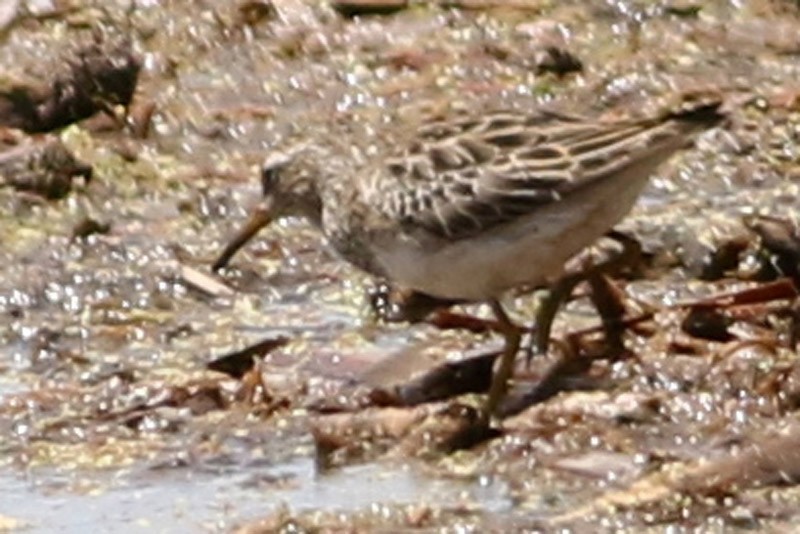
212,201,275,271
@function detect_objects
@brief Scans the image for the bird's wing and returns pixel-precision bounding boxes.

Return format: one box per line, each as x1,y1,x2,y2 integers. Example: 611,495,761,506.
375,103,721,240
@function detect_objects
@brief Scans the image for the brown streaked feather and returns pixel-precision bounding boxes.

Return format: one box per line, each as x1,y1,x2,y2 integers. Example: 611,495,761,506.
379,103,722,240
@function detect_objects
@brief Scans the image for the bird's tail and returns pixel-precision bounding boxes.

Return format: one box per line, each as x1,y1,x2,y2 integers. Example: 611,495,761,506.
665,91,728,130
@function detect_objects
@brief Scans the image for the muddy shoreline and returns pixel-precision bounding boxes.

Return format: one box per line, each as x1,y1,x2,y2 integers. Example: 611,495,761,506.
3,1,800,531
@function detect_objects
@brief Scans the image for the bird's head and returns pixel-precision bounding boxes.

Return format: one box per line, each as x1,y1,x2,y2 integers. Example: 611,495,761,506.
212,145,324,271
256,147,323,225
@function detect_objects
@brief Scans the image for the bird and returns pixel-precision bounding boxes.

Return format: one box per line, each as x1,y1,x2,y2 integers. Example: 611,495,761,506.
212,94,726,420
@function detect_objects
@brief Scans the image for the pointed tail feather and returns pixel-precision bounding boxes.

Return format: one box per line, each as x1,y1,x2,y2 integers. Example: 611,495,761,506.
666,92,728,130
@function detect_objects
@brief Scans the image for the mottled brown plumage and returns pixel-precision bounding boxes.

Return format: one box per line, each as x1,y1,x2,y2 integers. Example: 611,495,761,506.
214,96,726,419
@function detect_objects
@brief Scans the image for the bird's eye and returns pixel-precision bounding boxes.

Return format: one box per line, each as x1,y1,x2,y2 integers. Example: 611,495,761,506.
261,164,281,196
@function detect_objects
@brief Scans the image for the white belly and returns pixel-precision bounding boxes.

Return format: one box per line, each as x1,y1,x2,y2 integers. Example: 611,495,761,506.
372,167,652,301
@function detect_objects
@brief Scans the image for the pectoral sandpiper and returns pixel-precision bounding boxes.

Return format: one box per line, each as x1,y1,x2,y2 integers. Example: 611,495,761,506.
213,94,726,420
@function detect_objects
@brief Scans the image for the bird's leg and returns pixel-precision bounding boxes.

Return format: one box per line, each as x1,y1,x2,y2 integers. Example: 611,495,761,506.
526,231,642,363
483,299,522,420
586,272,627,359
528,275,584,363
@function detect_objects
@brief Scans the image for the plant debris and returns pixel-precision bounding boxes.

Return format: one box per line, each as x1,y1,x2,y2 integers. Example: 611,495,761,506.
0,137,92,198
0,34,140,133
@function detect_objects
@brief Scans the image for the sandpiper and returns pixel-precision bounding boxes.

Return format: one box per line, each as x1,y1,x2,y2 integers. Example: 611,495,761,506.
213,95,726,419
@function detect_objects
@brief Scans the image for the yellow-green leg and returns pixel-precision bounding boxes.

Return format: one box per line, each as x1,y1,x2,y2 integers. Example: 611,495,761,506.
483,300,522,419
530,277,583,361
527,231,642,362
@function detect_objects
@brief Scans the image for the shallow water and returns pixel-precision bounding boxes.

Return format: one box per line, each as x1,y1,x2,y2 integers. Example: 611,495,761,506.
3,0,800,530
1,457,509,532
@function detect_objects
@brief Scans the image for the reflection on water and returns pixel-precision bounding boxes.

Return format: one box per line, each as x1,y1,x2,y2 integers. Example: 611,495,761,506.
0,457,509,532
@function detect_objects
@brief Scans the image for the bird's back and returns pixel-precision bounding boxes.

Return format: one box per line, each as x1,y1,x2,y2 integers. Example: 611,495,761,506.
341,95,725,299
356,96,724,247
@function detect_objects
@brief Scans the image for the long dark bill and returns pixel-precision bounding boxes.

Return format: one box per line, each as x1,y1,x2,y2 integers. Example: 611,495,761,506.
212,205,274,271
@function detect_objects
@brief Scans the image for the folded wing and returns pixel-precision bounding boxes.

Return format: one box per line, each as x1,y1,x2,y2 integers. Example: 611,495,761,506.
379,102,722,240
